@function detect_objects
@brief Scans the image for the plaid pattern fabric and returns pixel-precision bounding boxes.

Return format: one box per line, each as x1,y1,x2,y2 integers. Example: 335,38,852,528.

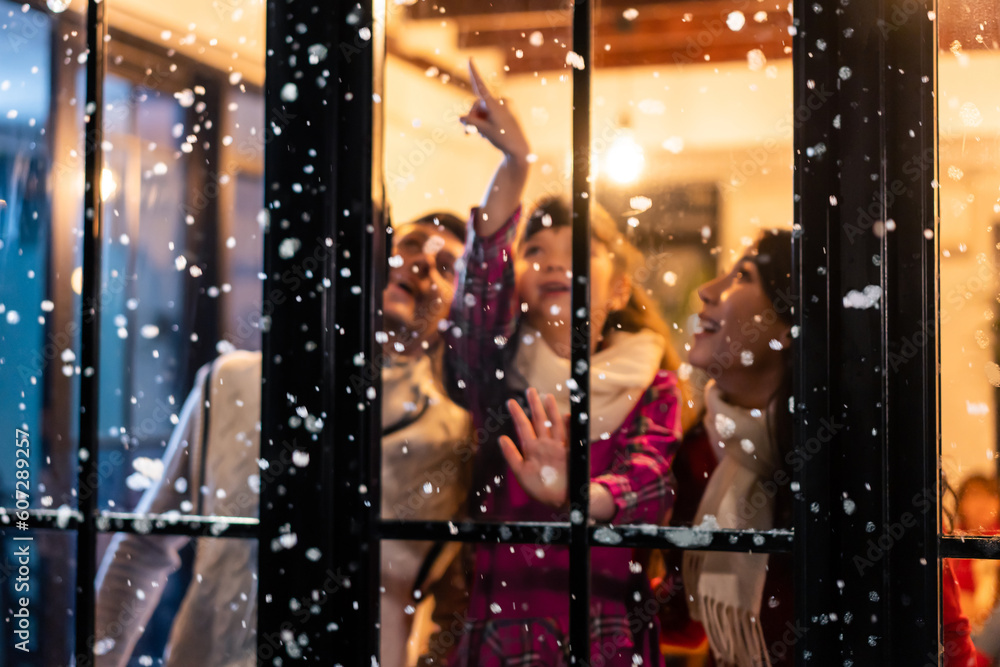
443,207,679,667
459,606,656,667
444,207,681,523
592,380,679,525
462,617,569,667
444,206,522,426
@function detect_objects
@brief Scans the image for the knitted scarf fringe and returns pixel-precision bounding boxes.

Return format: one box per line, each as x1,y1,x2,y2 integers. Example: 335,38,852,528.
697,594,772,667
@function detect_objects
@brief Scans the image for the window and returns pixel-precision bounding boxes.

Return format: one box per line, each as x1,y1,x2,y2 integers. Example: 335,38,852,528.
3,0,997,665
1,0,264,663
938,0,1000,656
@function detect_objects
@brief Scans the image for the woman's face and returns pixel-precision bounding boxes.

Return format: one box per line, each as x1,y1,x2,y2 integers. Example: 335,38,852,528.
689,248,791,390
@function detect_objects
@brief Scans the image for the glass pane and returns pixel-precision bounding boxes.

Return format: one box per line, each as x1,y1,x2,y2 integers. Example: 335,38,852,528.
382,1,580,663
590,2,796,665
94,533,257,666
941,558,999,664
0,1,86,512
381,539,471,666
651,549,795,667
0,528,76,665
96,0,266,514
591,0,795,412
938,0,1000,536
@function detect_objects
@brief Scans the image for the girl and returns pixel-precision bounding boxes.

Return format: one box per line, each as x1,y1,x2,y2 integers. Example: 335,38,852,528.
444,61,684,666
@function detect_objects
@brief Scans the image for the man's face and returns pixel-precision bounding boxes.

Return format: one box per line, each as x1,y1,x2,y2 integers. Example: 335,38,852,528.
383,222,465,353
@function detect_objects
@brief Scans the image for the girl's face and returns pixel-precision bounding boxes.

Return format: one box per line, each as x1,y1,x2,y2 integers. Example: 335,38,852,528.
689,249,791,397
514,226,629,356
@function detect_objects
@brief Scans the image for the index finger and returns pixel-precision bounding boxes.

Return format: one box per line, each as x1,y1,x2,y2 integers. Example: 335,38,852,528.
467,59,495,104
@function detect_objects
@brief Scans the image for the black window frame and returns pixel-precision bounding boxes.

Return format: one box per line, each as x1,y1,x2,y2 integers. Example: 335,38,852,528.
7,0,1000,665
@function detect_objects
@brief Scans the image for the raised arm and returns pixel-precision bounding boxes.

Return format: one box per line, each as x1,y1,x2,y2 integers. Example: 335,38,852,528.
442,206,520,411
459,59,530,239
443,62,529,410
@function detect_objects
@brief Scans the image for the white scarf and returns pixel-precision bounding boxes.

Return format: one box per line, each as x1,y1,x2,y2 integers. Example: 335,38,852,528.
683,381,781,667
513,325,665,441
381,352,436,431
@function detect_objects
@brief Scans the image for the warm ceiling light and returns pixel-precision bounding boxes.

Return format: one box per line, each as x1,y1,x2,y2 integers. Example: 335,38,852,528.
604,131,644,185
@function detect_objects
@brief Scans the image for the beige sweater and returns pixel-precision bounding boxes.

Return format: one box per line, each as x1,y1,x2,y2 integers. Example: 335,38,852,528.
94,350,470,667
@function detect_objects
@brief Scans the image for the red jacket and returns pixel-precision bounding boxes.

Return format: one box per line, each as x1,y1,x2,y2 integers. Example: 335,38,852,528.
943,559,991,667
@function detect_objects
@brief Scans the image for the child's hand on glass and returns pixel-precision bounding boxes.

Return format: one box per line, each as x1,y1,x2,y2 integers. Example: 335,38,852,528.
499,388,569,508
460,59,530,162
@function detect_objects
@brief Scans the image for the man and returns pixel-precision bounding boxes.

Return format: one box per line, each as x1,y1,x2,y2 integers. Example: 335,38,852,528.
94,213,472,667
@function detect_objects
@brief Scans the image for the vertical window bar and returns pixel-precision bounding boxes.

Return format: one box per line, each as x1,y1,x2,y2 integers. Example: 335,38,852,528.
569,0,592,663
818,0,892,660
794,0,939,662
329,0,383,662
258,1,343,661
882,0,939,659
76,0,107,662
792,0,837,661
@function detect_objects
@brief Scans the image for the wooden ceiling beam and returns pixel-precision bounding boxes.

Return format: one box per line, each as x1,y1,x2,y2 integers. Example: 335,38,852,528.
408,1,793,32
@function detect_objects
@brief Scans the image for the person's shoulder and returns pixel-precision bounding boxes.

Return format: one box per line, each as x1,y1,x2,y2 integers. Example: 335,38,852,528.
210,349,263,381
615,370,681,436
205,351,263,411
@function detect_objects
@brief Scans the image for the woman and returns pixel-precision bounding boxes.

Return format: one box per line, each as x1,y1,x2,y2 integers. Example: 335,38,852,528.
680,229,794,667
674,231,984,667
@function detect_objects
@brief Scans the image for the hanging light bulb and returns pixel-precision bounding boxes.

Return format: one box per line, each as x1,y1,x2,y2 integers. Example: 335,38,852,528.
603,129,644,185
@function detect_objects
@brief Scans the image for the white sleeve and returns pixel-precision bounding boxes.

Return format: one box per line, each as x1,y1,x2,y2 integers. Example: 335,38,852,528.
93,363,211,666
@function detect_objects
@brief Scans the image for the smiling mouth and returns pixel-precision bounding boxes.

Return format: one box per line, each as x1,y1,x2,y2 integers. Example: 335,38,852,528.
695,315,721,334
539,282,570,296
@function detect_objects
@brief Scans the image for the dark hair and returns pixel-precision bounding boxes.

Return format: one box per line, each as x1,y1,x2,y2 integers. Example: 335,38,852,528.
518,196,697,431
752,229,794,325
405,211,467,243
751,229,795,526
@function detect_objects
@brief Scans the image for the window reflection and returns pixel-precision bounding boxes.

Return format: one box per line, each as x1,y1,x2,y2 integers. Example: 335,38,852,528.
95,533,258,666
0,4,85,665
939,0,1000,536
93,0,265,513
0,0,84,508
97,70,190,485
